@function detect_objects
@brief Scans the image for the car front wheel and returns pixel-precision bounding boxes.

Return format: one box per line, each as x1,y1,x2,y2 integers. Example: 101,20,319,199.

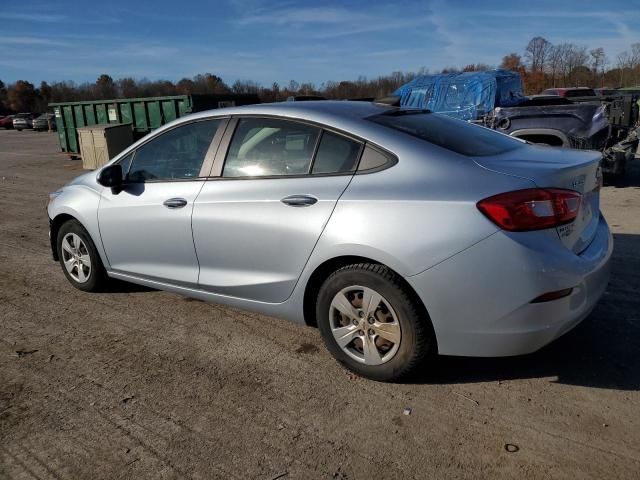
56,220,107,292
316,263,435,382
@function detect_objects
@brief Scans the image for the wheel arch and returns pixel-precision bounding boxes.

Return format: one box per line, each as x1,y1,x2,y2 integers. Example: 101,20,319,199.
50,211,107,268
510,128,569,147
50,213,77,260
302,255,434,340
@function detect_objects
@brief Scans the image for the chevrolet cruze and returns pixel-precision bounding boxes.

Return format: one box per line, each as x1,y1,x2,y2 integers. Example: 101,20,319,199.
48,101,612,381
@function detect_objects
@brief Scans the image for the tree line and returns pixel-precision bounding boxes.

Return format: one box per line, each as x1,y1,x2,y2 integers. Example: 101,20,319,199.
1,37,639,115
500,37,640,94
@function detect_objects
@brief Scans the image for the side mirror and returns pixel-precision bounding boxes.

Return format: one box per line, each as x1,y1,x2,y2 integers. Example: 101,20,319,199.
97,164,123,192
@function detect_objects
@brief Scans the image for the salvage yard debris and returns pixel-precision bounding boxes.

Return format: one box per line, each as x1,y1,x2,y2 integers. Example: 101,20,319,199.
505,444,520,453
395,70,639,177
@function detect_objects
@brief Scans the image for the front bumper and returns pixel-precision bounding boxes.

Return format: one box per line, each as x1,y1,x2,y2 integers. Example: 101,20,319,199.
48,217,58,261
406,215,613,357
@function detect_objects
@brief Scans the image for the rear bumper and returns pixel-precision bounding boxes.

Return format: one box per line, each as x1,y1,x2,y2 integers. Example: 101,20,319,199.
406,215,613,357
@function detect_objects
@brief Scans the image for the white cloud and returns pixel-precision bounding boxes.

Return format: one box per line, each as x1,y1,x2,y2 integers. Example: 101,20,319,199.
0,12,67,22
0,36,70,46
236,6,370,26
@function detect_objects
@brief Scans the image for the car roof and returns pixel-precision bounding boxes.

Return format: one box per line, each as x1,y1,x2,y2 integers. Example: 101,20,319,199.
181,100,406,142
191,100,395,123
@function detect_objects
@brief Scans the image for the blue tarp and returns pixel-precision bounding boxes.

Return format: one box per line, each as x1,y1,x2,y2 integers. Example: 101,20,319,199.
394,69,526,120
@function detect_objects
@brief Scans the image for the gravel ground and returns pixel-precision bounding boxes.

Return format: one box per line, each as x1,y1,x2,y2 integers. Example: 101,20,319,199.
1,129,639,479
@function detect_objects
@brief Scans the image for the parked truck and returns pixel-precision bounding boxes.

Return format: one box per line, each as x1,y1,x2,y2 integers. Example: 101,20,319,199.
395,70,639,177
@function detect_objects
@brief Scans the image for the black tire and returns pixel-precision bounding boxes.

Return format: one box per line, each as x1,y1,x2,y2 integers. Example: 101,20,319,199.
316,263,435,382
56,219,108,292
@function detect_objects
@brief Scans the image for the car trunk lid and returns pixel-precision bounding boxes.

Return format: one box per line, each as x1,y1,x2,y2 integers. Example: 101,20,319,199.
473,145,602,254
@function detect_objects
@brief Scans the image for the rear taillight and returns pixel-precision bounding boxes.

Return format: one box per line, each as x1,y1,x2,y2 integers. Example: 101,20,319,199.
477,188,581,232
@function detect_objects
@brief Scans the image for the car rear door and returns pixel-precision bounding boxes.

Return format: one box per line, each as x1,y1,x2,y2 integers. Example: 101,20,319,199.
192,117,363,303
98,118,226,286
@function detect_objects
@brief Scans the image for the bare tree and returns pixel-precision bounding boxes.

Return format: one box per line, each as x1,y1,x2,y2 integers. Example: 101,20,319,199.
287,80,300,93
547,44,565,87
0,80,8,113
117,78,138,97
631,43,640,67
590,48,607,73
589,48,608,87
462,63,493,72
525,36,553,72
617,51,632,86
231,79,259,94
630,43,640,84
566,45,589,84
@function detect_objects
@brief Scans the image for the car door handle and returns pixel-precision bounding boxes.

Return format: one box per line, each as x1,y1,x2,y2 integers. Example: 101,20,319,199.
163,198,188,209
281,195,318,207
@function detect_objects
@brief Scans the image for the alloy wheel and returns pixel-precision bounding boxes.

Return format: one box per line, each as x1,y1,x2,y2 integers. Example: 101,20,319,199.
61,233,92,283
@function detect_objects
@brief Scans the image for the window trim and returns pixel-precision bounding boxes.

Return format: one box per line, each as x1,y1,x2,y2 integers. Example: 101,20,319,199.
356,143,399,175
218,116,324,179
309,129,366,176
209,114,382,181
117,117,230,184
116,113,398,183
115,151,135,179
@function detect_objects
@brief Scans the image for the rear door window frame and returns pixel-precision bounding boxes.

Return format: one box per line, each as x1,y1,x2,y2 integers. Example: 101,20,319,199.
208,115,393,180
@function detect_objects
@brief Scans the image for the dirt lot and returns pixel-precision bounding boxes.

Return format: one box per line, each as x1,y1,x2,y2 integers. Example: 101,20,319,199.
0,129,639,479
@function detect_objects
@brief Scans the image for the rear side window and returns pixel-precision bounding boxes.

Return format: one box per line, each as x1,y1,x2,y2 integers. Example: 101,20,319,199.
368,112,524,156
312,131,362,174
223,118,320,177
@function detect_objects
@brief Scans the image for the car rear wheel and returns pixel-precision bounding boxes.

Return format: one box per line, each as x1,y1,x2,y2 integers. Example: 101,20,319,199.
56,220,108,292
316,263,435,382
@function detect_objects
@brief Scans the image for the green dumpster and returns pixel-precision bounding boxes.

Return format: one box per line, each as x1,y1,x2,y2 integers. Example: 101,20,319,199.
50,94,259,155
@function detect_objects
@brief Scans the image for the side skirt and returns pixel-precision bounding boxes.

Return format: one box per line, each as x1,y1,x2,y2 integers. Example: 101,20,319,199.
107,270,305,324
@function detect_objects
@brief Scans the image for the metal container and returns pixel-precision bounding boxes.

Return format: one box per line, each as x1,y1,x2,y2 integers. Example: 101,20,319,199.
77,123,134,170
50,94,259,155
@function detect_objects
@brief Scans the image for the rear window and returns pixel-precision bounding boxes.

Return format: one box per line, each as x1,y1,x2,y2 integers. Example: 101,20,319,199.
368,111,524,156
565,89,596,98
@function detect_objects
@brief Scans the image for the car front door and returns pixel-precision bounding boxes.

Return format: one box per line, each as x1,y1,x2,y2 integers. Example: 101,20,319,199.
98,118,226,286
192,117,364,302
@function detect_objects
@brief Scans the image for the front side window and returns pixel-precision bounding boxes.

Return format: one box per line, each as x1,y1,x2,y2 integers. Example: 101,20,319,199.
127,119,220,182
223,118,320,177
311,131,362,174
116,152,134,180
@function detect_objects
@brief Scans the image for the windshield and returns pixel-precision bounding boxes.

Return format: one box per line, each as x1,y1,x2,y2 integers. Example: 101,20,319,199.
367,111,524,156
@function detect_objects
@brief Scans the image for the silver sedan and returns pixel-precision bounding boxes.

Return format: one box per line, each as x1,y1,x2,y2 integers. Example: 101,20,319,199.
47,101,612,381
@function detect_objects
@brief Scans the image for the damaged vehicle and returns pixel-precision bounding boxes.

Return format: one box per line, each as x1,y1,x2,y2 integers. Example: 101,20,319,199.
395,70,639,177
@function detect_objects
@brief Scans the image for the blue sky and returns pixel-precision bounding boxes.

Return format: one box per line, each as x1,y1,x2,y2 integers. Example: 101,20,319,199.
1,0,639,87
